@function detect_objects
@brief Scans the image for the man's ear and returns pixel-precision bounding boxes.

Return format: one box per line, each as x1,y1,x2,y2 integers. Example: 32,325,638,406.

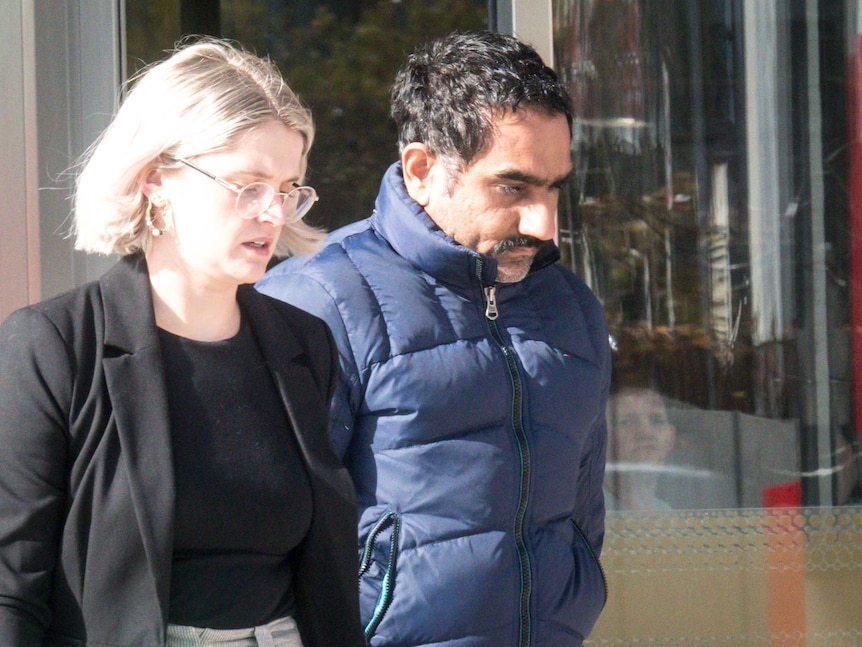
401,143,437,207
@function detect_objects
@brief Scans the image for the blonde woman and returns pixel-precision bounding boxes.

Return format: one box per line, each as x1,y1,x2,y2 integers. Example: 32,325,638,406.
0,38,364,647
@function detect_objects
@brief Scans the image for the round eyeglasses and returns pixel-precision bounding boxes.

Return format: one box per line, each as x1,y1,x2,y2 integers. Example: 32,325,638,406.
177,157,318,224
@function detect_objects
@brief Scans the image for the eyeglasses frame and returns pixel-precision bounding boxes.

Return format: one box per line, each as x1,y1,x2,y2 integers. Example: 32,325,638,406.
175,157,318,223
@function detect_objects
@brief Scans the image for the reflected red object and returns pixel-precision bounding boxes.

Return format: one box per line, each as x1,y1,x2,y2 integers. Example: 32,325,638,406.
762,480,802,508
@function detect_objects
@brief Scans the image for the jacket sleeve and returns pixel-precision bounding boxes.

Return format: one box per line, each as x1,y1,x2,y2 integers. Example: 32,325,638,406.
0,308,72,645
257,270,360,460
577,409,608,555
571,276,612,556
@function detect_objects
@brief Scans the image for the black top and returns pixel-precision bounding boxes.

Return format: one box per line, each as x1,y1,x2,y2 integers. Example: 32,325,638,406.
160,316,312,629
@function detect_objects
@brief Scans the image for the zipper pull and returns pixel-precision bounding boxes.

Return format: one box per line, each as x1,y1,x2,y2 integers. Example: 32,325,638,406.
484,285,499,321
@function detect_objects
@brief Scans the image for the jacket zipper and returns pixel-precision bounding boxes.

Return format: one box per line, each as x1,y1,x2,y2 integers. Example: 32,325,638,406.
479,263,532,647
359,511,401,639
484,284,499,320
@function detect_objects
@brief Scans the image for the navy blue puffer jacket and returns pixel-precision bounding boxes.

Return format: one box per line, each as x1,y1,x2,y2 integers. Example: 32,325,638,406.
257,163,610,646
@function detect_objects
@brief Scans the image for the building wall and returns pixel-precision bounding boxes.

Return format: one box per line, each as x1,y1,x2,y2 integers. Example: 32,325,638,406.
0,1,39,319
0,1,120,321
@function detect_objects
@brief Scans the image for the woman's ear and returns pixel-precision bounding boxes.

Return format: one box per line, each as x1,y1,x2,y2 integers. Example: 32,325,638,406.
139,166,165,200
401,143,437,207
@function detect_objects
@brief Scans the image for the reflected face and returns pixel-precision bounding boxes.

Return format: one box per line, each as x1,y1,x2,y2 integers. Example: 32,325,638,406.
422,109,572,283
607,388,676,465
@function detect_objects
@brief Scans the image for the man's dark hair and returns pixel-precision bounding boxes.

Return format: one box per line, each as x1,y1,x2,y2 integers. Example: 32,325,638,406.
390,30,573,165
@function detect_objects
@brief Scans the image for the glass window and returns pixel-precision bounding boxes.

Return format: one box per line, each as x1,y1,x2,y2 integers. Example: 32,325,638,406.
553,0,861,643
125,0,486,233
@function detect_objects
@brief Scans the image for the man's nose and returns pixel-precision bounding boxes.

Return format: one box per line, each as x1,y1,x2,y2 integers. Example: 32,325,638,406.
518,198,558,242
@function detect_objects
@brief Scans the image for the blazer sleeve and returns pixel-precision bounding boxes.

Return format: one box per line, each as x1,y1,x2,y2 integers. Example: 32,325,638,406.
0,308,72,645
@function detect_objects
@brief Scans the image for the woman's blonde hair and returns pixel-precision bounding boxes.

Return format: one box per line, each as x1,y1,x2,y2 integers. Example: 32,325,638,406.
73,37,323,257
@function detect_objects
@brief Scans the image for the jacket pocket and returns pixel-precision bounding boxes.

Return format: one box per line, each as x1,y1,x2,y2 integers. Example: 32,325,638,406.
570,519,608,632
358,510,401,640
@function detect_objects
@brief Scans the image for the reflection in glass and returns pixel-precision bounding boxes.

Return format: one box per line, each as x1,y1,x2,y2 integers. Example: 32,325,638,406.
554,0,856,508
605,387,677,511
552,2,860,643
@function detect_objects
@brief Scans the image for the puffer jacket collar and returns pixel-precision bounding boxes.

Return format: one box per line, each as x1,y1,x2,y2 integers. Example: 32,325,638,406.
370,162,560,289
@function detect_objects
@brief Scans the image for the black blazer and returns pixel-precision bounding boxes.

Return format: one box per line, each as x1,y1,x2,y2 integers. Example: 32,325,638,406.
0,254,365,647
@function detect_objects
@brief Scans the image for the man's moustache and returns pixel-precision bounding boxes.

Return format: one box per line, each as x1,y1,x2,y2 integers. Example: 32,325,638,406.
491,236,545,255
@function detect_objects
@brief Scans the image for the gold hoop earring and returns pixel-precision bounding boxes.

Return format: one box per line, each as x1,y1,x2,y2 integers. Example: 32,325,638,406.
146,197,170,236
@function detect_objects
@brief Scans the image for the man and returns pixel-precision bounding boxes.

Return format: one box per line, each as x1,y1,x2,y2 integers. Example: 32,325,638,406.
257,30,610,646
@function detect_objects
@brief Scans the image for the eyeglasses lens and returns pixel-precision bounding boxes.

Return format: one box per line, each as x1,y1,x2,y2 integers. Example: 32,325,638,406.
291,188,316,219
236,183,315,222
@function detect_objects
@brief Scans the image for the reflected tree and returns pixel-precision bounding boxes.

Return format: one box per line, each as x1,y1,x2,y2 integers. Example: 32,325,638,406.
125,0,486,231
225,0,487,231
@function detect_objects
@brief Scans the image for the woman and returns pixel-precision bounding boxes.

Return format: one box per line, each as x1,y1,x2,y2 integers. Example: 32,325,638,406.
604,385,676,511
0,38,365,647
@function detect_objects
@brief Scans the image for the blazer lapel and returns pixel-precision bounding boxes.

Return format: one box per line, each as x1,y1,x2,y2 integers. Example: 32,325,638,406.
99,255,175,622
237,288,332,468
